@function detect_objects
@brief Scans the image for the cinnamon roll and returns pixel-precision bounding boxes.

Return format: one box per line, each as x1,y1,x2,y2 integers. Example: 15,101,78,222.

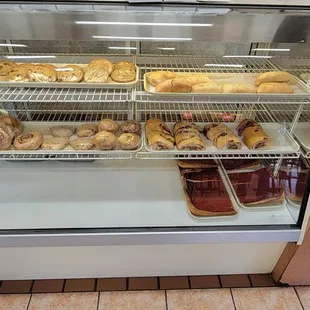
14,131,43,150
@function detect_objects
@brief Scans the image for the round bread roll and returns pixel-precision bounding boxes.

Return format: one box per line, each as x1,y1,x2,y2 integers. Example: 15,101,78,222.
70,138,94,150
87,58,114,75
93,131,117,150
50,125,75,138
77,124,98,137
0,123,12,150
0,115,23,138
28,65,57,82
111,67,136,83
84,68,109,83
8,66,30,82
98,119,119,134
120,120,141,135
57,65,84,83
41,137,69,150
118,133,141,150
114,61,136,70
14,131,43,150
0,60,15,76
18,63,37,72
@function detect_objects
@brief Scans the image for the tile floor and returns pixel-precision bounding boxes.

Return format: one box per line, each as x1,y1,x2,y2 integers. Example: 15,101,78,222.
0,287,309,310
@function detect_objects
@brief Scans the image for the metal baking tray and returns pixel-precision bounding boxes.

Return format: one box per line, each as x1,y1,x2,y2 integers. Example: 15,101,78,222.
0,63,139,89
143,72,310,97
219,162,286,210
143,122,300,156
182,167,239,220
0,121,142,156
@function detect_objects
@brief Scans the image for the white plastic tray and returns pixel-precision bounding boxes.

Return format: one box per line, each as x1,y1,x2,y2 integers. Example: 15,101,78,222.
0,121,142,155
294,123,310,155
143,72,310,97
0,63,139,89
219,163,285,210
143,122,300,156
183,168,239,220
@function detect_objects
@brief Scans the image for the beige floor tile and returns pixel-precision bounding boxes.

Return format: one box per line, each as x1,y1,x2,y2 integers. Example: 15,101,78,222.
166,289,235,310
232,287,303,310
28,292,98,310
295,286,310,309
0,294,30,310
98,291,166,310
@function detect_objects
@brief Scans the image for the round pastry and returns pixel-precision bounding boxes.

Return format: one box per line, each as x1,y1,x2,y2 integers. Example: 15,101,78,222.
7,66,30,82
41,137,69,150
84,68,109,83
14,131,43,150
57,65,84,83
111,67,136,83
0,123,12,150
98,119,119,134
93,131,117,150
114,61,136,70
28,65,57,82
118,133,141,150
120,120,141,135
70,137,94,150
0,60,15,76
77,123,98,137
18,63,37,72
0,115,23,137
87,58,114,75
50,125,75,138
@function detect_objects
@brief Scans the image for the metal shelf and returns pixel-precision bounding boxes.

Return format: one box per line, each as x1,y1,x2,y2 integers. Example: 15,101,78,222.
271,58,310,76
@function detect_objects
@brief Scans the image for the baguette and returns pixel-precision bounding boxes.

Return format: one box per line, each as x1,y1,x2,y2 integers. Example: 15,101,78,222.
182,74,210,86
146,71,176,86
222,83,257,94
192,82,222,93
257,82,294,94
155,78,192,93
255,71,291,86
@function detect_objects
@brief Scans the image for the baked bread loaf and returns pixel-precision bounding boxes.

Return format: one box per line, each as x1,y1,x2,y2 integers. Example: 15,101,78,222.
255,71,291,86
118,133,141,150
237,119,271,149
0,123,12,150
192,82,222,93
87,58,114,75
204,124,241,150
41,137,69,150
183,74,210,86
14,131,43,150
120,120,141,135
98,119,119,134
84,67,109,83
70,138,94,150
147,130,175,150
257,82,294,94
222,83,257,93
146,71,177,86
28,65,57,82
57,65,84,83
77,124,98,137
50,125,75,138
0,61,15,76
93,131,117,150
156,78,192,93
7,66,29,82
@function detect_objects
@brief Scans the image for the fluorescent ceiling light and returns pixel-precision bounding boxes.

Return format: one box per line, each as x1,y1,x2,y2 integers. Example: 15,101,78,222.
77,21,213,27
108,46,137,50
5,55,56,59
223,55,273,59
252,48,290,52
204,64,245,68
0,44,27,47
93,36,192,41
156,47,176,51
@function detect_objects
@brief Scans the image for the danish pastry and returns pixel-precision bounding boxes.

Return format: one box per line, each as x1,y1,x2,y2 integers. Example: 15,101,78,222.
111,67,136,83
118,133,141,150
7,66,29,82
41,137,69,150
98,119,119,134
57,65,84,83
0,60,15,76
50,125,75,138
14,131,43,150
28,65,57,82
120,120,141,135
70,138,94,150
93,131,117,150
77,124,98,137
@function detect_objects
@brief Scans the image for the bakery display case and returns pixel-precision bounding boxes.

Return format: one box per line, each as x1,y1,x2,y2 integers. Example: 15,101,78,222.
1,1,310,279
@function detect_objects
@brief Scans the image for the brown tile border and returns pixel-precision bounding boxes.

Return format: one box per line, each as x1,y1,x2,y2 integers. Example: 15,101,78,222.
190,275,221,289
64,279,96,292
0,280,33,294
32,279,64,293
249,274,276,287
97,278,127,291
128,277,158,290
220,275,251,288
159,276,189,290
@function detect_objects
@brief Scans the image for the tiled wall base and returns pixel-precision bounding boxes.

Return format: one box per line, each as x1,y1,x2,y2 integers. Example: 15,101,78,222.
0,275,276,294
